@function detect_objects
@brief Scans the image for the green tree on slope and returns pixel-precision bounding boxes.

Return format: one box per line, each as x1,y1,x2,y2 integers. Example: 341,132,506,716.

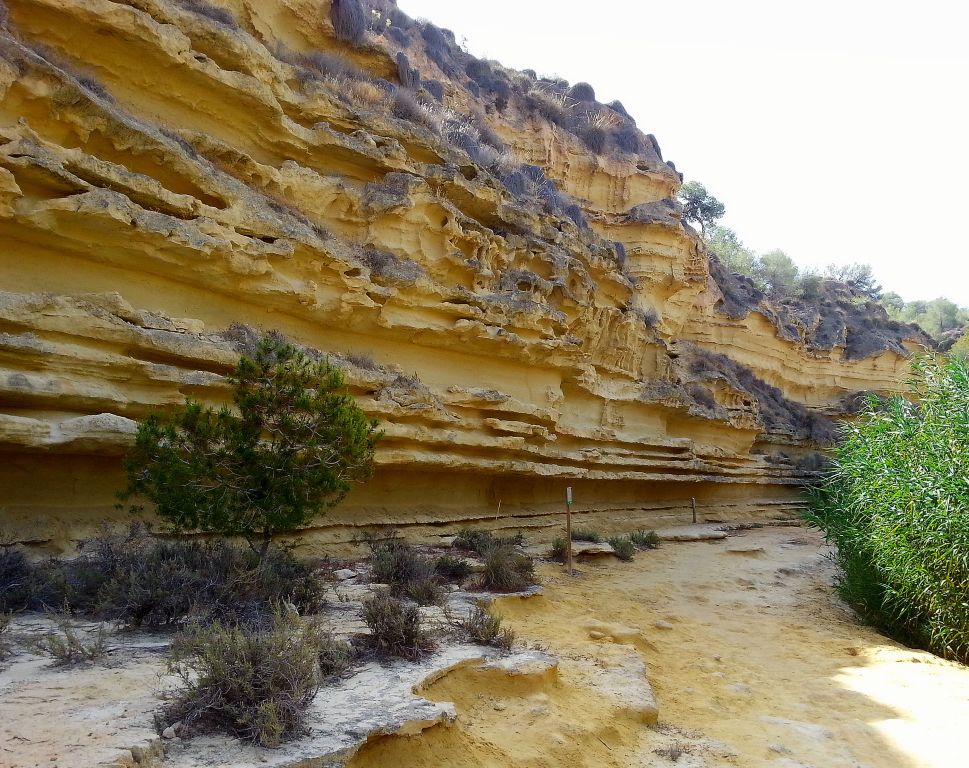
121,336,380,558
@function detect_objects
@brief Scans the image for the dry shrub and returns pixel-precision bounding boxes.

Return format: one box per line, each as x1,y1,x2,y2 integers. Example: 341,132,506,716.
368,538,443,605
480,547,535,592
164,607,323,748
0,525,326,628
457,607,514,649
347,78,388,108
36,612,107,666
360,590,434,660
330,0,367,45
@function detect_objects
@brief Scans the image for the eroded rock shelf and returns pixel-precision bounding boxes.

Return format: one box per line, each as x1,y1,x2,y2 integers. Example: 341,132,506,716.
0,0,927,549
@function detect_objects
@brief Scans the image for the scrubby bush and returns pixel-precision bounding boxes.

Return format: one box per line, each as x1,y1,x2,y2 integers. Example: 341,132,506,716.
548,538,568,563
480,547,535,592
121,336,379,560
0,547,31,611
570,529,603,543
1,525,326,627
330,0,367,45
567,81,596,102
36,613,107,666
165,608,323,747
360,590,434,660
434,554,472,582
317,631,354,678
613,126,641,154
608,536,636,562
457,607,514,649
630,529,660,550
805,355,969,661
0,612,11,660
395,51,420,89
453,528,499,555
578,124,608,154
368,538,442,605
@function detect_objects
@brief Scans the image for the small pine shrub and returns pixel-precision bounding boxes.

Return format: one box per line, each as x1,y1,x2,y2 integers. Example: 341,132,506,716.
434,555,472,582
630,529,660,550
36,613,107,666
571,529,603,543
480,547,535,592
330,0,367,45
458,607,514,650
608,536,636,562
165,608,322,747
361,591,434,660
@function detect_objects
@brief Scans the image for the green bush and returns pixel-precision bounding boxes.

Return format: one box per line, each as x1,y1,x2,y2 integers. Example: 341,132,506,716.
434,554,472,582
453,529,524,555
608,536,636,562
548,538,568,563
121,336,379,559
630,529,660,550
570,529,602,543
368,538,442,605
805,355,969,661
480,546,536,592
165,607,323,748
360,591,434,660
457,607,514,649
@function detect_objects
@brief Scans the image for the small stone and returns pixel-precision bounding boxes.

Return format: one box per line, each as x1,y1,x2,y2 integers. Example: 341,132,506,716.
653,620,674,630
493,702,507,711
162,726,177,740
588,630,606,639
769,743,792,754
333,568,357,581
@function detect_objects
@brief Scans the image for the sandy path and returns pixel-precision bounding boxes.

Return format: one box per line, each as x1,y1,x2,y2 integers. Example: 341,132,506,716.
351,526,969,768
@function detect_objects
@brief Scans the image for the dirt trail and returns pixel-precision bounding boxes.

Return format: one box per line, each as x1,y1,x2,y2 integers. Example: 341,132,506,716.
350,526,969,768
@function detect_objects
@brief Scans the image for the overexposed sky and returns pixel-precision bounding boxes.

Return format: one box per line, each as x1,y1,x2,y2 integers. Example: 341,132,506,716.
399,0,969,306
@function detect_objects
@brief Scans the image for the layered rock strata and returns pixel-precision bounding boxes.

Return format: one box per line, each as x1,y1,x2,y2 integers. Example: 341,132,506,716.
0,0,927,549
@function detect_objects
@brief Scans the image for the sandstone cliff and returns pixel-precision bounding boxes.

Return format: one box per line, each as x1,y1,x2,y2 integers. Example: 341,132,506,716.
0,0,928,550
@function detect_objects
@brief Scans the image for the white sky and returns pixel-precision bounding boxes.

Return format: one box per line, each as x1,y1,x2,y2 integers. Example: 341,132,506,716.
398,0,969,306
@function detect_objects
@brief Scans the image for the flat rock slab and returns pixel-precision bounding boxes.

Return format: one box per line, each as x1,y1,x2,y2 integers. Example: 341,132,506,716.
725,543,766,555
162,645,490,768
571,541,615,556
658,525,728,542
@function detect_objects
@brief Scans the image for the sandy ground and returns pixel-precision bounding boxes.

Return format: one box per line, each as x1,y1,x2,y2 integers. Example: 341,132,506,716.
350,526,969,768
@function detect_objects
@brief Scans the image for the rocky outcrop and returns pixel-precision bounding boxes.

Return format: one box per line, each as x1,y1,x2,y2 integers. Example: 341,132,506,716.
0,0,928,550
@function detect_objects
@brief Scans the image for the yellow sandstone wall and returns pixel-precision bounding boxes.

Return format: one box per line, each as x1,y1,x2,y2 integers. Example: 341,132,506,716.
0,0,925,550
